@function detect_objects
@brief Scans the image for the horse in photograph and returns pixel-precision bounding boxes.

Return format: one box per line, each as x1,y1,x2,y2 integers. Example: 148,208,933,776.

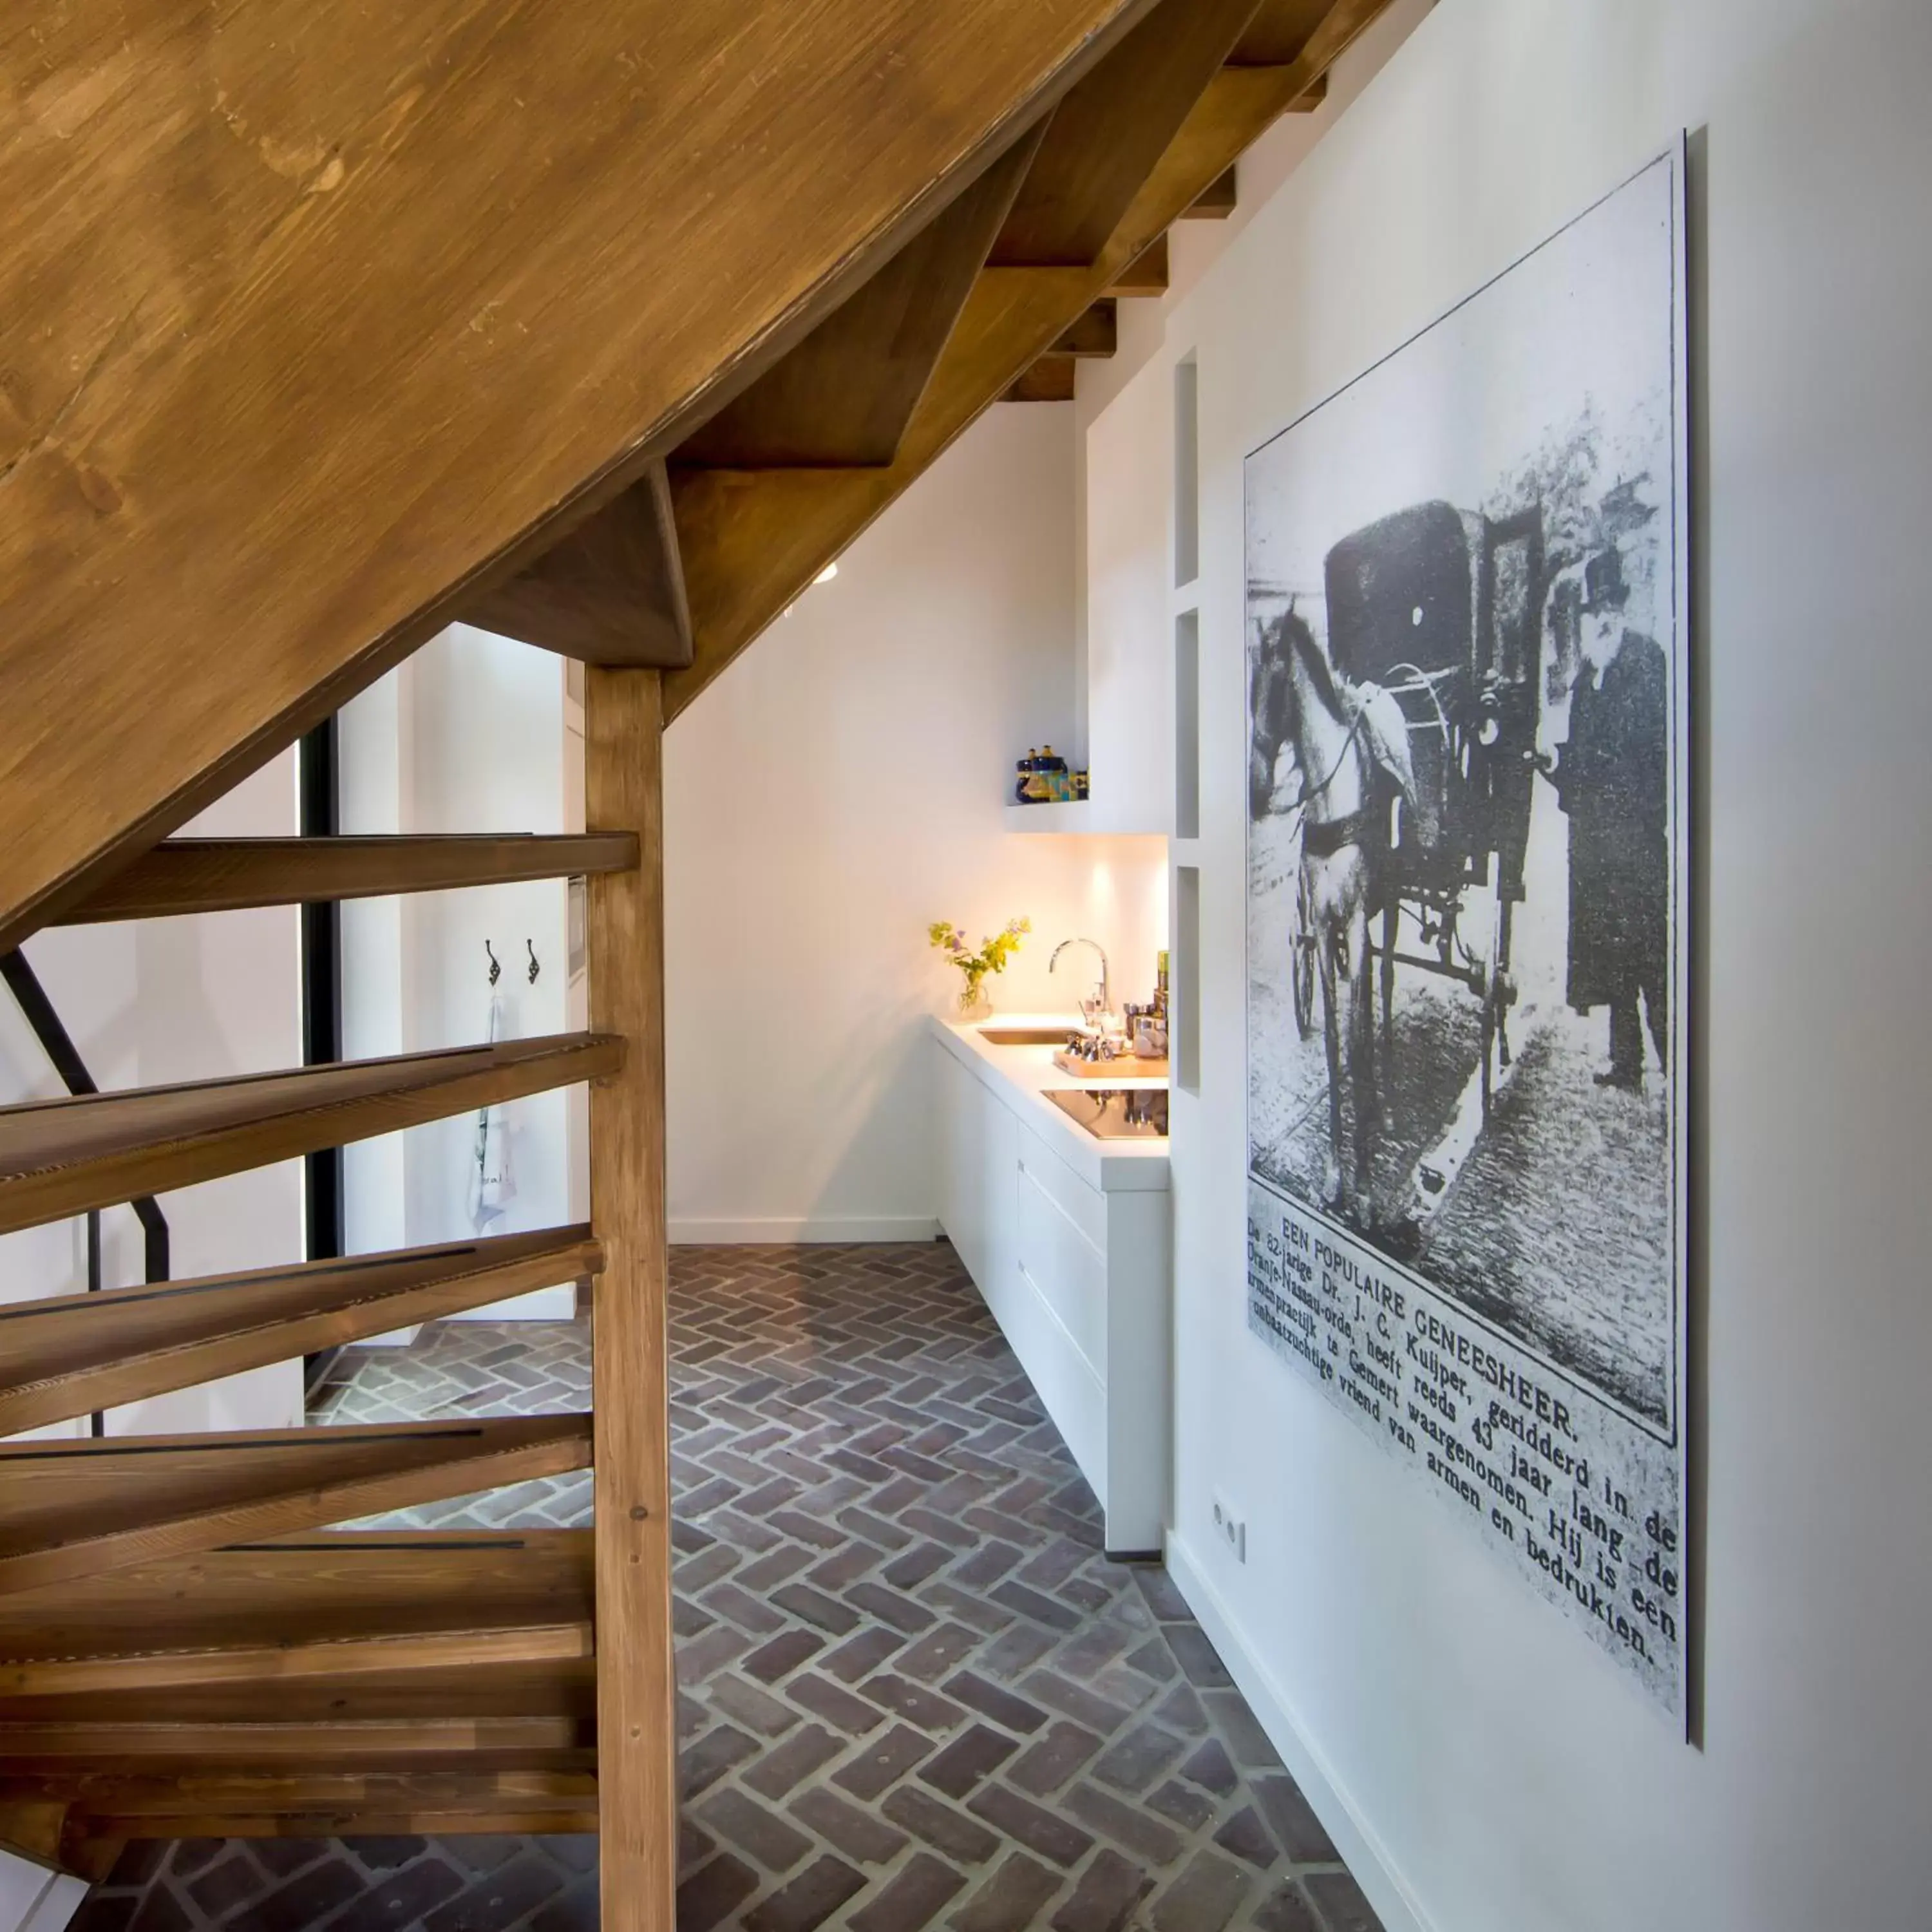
1251,606,1420,1224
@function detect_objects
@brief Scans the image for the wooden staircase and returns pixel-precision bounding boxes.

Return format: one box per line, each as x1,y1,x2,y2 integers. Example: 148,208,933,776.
0,0,1389,1918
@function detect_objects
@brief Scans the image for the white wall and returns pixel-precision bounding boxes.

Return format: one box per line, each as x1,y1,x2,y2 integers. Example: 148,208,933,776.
114,758,306,1434
665,402,1168,1242
339,627,576,1316
0,757,304,1439
1091,3,1932,1929
0,766,302,1920
0,1861,84,1932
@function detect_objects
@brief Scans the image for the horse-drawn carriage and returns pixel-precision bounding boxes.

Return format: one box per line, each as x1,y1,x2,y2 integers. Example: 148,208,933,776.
1316,498,1546,1114
1253,495,1551,1218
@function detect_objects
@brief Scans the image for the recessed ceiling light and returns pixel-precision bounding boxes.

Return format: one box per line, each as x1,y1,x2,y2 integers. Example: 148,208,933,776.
814,562,838,584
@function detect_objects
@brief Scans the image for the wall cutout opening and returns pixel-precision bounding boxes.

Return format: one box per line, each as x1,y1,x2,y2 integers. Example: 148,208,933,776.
1174,864,1200,1095
1174,355,1199,587
1174,609,1200,840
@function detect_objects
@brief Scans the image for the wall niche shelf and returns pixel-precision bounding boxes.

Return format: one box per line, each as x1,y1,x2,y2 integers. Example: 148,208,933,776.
1004,799,1094,833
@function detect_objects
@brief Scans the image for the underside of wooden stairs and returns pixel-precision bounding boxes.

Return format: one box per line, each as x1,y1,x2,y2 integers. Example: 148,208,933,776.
0,1,1390,1918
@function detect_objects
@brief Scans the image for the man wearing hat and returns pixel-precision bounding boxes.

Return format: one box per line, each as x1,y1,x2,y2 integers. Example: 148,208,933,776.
1537,546,1669,1091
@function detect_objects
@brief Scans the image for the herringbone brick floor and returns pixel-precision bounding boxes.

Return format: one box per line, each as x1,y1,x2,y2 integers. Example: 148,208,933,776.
76,1244,1382,1932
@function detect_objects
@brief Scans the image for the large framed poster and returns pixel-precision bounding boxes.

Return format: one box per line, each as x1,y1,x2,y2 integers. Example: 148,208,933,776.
1244,148,1690,1718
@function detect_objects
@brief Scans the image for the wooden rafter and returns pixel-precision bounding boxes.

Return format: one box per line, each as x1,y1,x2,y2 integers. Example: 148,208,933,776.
662,0,1388,719
989,0,1264,266
677,123,1050,468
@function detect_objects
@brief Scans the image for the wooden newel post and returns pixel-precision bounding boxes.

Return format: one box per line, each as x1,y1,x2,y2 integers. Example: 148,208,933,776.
585,666,676,1925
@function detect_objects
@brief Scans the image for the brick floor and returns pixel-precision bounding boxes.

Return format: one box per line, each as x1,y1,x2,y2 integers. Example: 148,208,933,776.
74,1242,1380,1932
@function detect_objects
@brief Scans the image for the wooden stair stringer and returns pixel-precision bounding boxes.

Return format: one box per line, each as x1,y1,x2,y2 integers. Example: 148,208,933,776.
0,0,1167,954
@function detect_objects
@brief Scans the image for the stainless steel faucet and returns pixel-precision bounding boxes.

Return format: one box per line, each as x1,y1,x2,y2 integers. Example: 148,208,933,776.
1050,937,1112,1028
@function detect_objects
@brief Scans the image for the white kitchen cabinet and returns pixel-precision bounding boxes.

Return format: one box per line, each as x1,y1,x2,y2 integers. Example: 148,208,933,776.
930,1022,1171,1556
933,1043,1016,1296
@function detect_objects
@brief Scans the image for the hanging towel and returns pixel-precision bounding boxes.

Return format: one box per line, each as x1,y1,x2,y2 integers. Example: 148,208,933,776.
469,992,516,1232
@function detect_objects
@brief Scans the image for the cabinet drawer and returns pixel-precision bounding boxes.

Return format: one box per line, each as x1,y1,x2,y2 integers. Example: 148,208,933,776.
1016,1120,1109,1255
1015,1159,1107,1380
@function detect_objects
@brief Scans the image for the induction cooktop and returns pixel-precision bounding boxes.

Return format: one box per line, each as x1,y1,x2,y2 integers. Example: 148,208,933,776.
1046,1087,1169,1139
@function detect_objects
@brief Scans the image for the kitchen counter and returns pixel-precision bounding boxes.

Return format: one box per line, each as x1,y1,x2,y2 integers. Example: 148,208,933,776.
929,1010,1172,1553
927,1013,1169,1194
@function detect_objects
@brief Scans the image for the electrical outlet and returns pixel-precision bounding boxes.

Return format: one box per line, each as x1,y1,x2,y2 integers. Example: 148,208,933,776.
1211,1493,1246,1563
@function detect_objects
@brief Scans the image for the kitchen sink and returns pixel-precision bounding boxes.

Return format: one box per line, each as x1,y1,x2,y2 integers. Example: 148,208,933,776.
977,1025,1081,1046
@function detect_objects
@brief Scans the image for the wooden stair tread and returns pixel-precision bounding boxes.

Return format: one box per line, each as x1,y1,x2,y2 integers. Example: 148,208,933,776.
0,1718,594,1772
0,1530,597,1723
3,1768,599,1842
5,1660,597,1727
0,1032,622,1237
0,1419,594,1596
57,835,638,923
1104,230,1170,297
0,1227,602,1438
0,1530,592,1671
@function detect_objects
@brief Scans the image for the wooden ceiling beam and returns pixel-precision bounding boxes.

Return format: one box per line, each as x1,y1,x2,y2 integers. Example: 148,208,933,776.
459,463,692,668
989,0,1266,266
677,122,1049,468
55,835,635,924
0,0,1165,951
664,0,1394,721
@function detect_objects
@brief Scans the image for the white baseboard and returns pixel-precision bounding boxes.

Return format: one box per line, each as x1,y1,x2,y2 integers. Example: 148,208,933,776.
0,1859,85,1932
1164,1532,1436,1932
669,1217,942,1246
21,1874,86,1932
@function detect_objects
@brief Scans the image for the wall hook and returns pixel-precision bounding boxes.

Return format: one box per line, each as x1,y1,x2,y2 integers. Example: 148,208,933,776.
485,940,501,987
526,939,540,985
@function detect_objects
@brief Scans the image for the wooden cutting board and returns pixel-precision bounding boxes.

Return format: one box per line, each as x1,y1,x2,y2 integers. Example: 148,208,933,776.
1053,1049,1169,1079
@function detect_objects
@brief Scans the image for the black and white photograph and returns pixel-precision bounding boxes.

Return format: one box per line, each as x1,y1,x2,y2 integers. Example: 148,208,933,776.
1244,150,1689,1714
